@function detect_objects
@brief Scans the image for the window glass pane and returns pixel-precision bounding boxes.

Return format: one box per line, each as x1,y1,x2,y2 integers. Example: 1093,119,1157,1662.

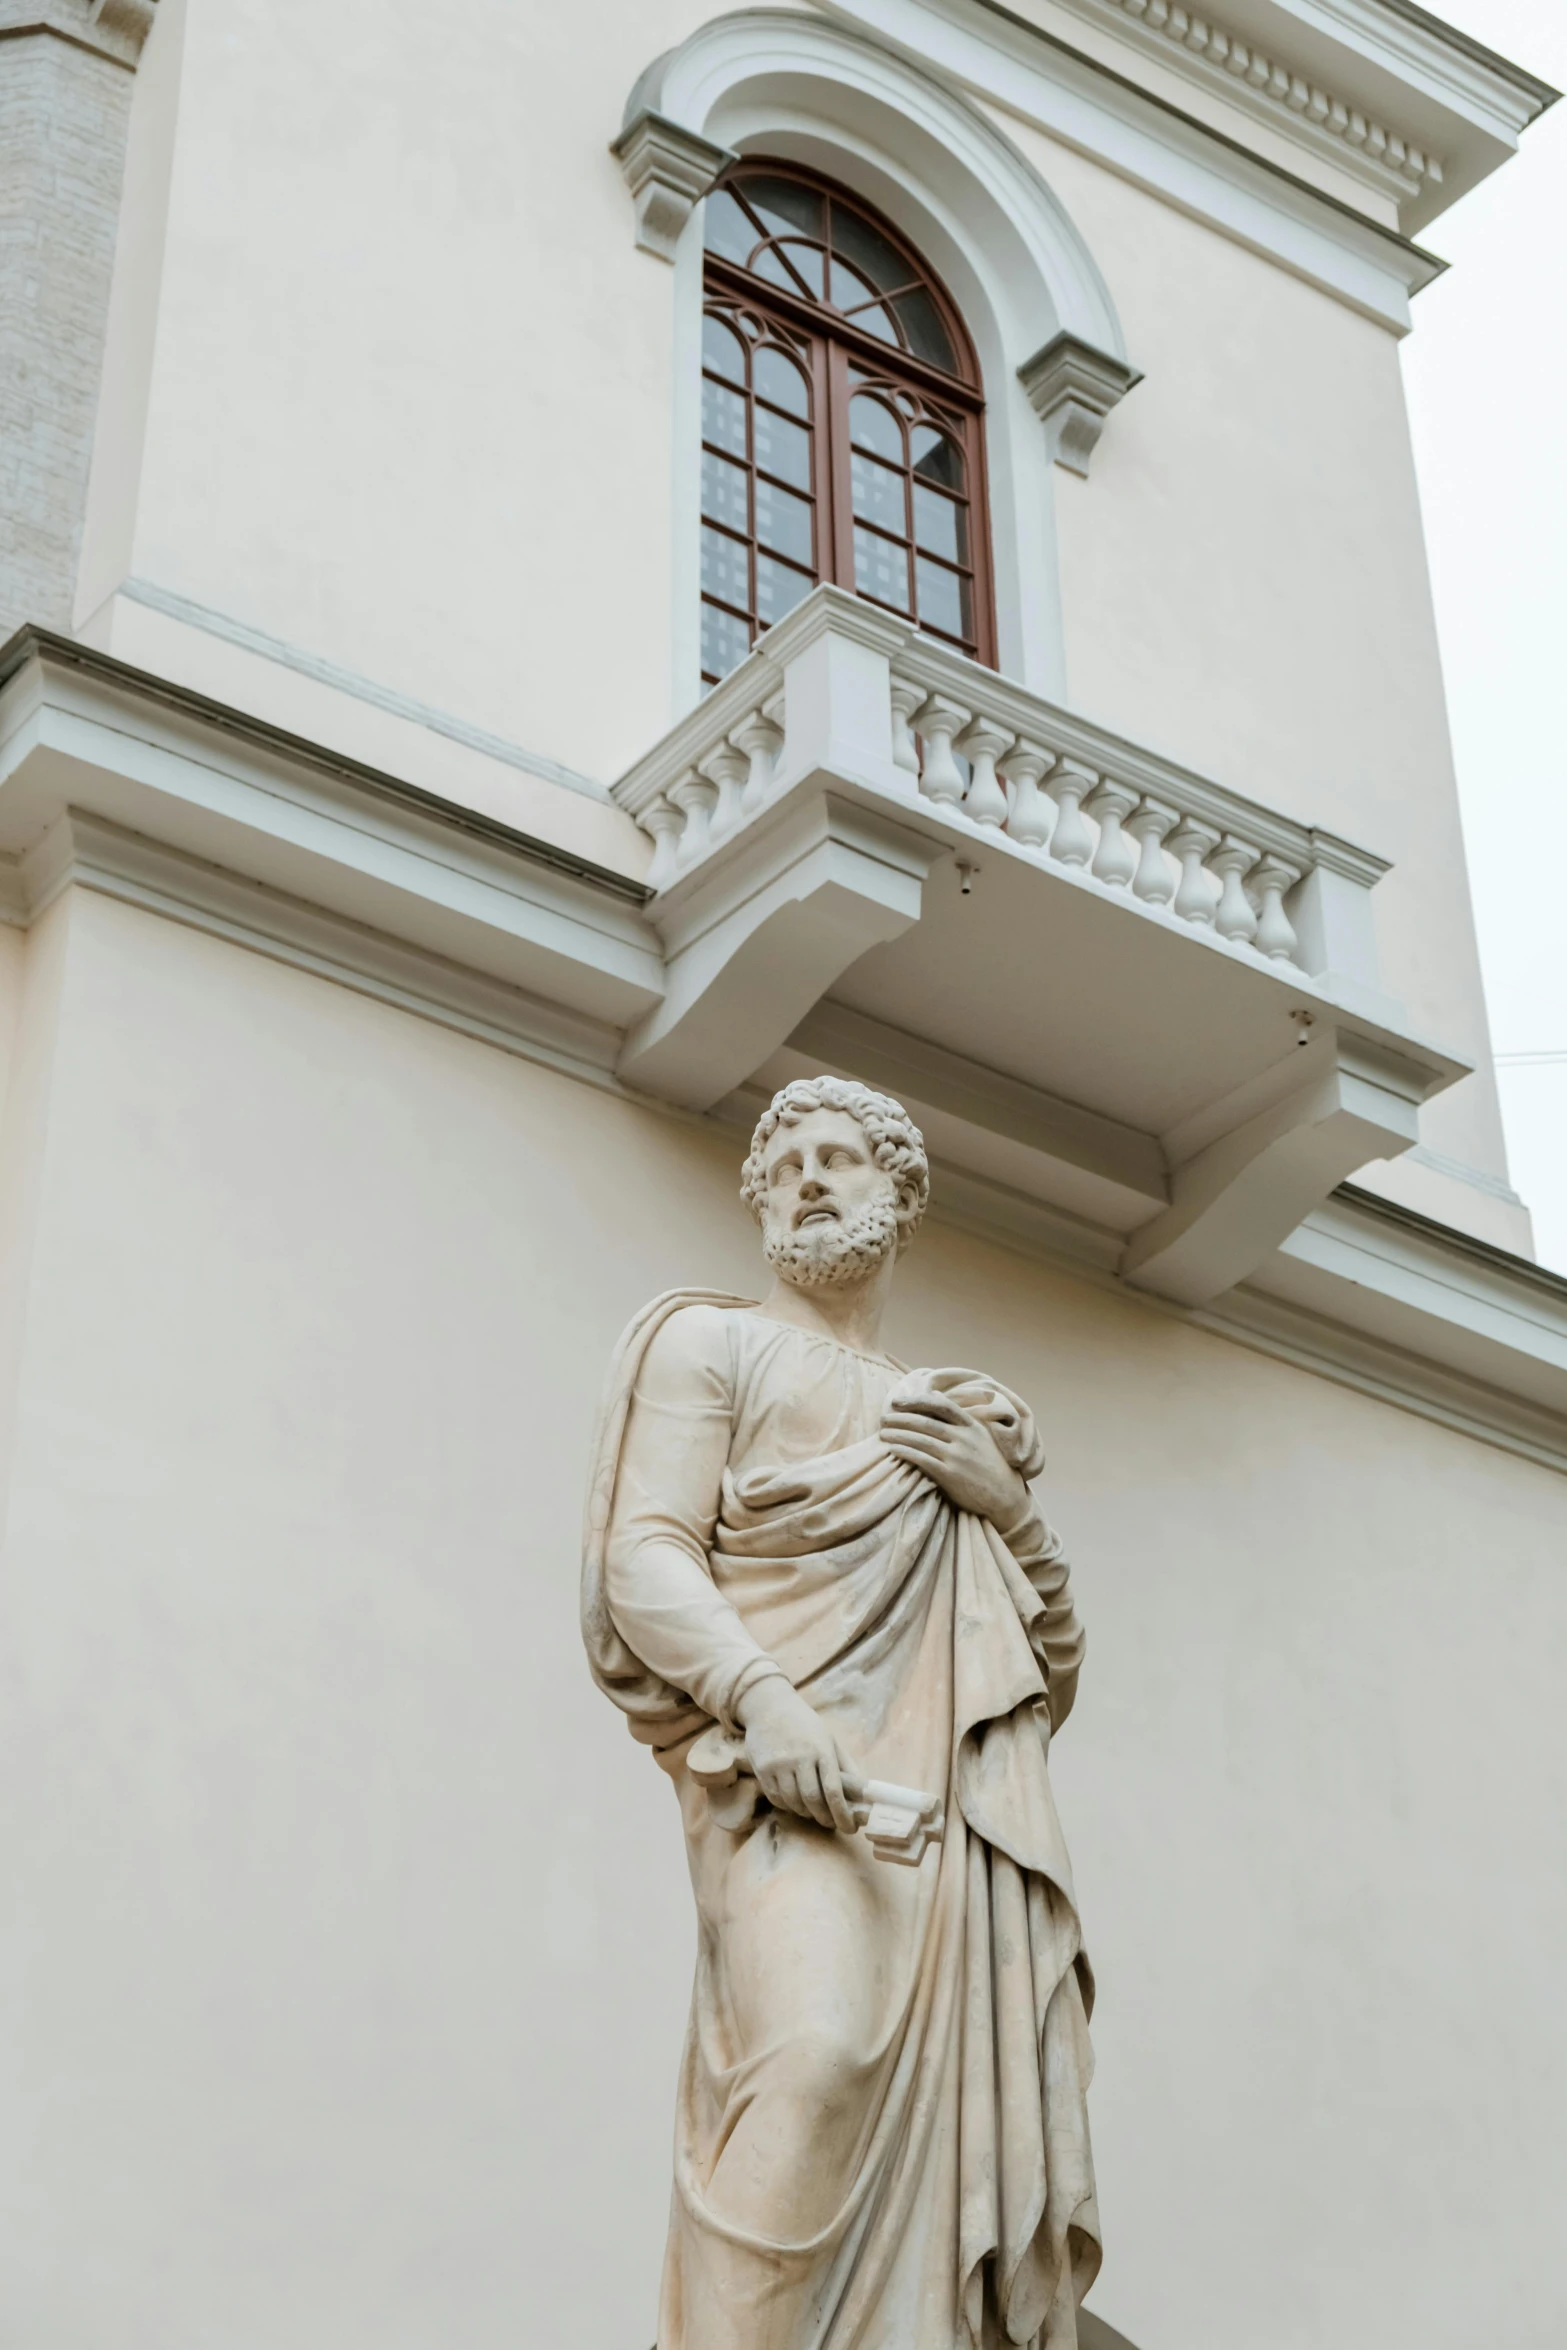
755,478,813,566
753,244,812,298
829,201,912,293
776,240,825,299
702,599,751,682
855,303,899,346
854,526,912,613
916,556,971,641
893,288,957,373
912,425,964,488
913,483,966,563
704,188,757,267
702,377,747,460
753,404,810,490
851,450,905,535
702,313,747,384
702,449,749,535
850,394,902,461
756,554,813,626
738,175,824,242
701,524,751,613
754,345,808,416
829,257,876,313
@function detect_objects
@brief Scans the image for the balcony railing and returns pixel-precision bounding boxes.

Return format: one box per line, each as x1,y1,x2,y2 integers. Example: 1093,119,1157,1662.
611,586,1463,1307
614,586,1388,1000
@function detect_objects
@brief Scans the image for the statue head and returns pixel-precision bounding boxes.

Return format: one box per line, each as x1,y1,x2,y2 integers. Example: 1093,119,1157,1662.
740,1077,929,1290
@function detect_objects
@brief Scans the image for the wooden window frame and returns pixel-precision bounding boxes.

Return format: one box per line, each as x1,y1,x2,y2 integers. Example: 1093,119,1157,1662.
700,162,998,687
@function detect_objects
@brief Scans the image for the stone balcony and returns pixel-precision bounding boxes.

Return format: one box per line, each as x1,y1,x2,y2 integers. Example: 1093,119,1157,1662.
613,587,1467,1307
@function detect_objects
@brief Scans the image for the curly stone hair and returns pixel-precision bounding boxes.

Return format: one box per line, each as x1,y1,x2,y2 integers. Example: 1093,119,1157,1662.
740,1076,930,1242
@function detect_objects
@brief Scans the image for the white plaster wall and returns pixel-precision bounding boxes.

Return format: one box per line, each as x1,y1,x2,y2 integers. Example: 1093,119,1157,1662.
99,0,724,784
0,896,1562,2350
83,0,1519,1226
1002,120,1518,1217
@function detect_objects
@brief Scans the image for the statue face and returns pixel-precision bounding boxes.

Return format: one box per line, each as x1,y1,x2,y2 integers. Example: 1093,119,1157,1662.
758,1107,904,1289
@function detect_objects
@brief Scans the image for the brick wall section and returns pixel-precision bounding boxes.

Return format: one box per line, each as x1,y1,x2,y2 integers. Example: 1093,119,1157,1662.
0,4,156,637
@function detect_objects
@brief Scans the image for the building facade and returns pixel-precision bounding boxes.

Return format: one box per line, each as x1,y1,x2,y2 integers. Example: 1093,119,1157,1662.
0,1,1563,2345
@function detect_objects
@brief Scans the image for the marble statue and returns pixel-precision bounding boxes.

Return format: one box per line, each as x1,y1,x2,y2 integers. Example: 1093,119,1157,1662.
583,1077,1100,2350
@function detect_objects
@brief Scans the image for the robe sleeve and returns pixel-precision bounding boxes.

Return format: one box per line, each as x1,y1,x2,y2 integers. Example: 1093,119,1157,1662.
603,1305,789,1732
994,1494,1085,1731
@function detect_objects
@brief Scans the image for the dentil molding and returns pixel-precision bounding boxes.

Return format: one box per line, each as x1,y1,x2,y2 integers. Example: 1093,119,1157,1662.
1059,0,1443,203
611,108,737,261
1017,332,1143,476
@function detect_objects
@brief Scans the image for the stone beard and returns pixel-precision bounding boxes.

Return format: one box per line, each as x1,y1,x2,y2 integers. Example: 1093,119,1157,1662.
761,1193,900,1286
582,1077,1100,2350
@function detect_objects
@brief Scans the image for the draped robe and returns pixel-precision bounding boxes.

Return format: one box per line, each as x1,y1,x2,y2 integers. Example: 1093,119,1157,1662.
582,1293,1100,2350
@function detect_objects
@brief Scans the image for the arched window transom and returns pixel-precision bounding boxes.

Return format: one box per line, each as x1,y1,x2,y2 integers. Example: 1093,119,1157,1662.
700,164,994,689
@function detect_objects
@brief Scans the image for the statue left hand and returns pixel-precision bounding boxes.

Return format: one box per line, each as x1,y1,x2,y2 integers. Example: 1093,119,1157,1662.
881,1389,1032,1528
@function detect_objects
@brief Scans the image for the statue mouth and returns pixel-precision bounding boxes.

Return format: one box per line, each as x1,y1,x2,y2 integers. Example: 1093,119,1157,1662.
796,1205,840,1228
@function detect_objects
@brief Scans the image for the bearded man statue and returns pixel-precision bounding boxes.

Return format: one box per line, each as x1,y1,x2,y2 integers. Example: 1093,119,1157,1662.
582,1076,1101,2350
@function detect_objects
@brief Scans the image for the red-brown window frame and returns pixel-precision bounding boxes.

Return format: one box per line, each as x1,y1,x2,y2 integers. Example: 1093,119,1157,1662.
700,162,998,683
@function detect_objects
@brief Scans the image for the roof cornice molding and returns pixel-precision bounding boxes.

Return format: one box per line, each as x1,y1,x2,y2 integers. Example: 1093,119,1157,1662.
821,0,1445,328
957,0,1556,230
1276,0,1558,129
1054,0,1447,208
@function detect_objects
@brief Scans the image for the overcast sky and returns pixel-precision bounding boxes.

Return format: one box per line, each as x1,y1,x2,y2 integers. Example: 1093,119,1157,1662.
1399,0,1567,1269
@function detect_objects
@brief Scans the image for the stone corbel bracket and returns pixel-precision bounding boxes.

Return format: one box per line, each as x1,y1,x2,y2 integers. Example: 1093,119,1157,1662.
611,108,737,262
1018,331,1143,477
0,0,160,67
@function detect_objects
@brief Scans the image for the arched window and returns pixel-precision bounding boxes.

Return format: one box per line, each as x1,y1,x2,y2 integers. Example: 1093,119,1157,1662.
700,162,995,690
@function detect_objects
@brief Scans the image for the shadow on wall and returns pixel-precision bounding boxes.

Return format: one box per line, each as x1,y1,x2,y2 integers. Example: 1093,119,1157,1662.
1081,2313,1143,2350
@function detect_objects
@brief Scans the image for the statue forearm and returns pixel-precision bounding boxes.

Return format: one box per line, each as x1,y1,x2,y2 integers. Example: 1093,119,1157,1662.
605,1534,788,1732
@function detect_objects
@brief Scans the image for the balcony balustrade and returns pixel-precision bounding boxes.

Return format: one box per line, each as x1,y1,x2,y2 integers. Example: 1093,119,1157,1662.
613,586,1466,1305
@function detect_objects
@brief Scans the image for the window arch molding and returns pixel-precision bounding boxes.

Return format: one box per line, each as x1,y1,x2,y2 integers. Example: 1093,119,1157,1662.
621,9,1132,704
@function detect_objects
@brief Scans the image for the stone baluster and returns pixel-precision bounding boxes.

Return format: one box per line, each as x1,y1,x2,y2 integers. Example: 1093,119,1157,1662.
1000,740,1054,850
1209,835,1261,943
700,740,749,846
1249,854,1302,962
731,703,784,818
1166,818,1221,925
889,674,926,782
1086,779,1140,887
1044,757,1097,867
914,695,971,808
1122,796,1177,905
668,769,719,870
642,796,683,894
955,716,1012,829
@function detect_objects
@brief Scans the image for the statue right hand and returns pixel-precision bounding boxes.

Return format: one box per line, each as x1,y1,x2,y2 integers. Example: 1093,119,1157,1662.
735,1675,860,1835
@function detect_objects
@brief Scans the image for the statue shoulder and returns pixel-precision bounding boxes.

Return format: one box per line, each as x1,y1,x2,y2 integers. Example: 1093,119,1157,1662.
627,1292,759,1396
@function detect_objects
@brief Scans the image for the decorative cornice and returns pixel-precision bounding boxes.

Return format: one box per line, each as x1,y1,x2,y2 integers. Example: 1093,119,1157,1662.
8,809,627,1092
0,625,646,906
1064,0,1443,200
1017,331,1143,475
1,625,1557,1470
610,108,736,261
0,0,157,69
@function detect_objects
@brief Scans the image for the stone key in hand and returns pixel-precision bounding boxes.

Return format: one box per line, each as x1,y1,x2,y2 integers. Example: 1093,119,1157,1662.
687,1724,945,1865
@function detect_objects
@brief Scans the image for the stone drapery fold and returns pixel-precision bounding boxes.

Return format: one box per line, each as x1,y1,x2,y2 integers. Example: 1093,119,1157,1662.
583,1293,1100,2348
